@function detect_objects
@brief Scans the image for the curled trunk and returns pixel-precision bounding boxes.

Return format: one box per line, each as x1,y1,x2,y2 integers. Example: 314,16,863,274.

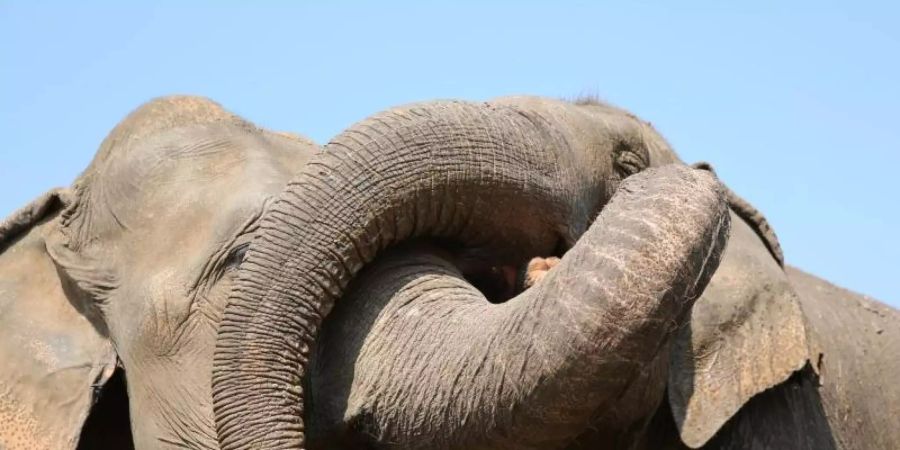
212,101,729,449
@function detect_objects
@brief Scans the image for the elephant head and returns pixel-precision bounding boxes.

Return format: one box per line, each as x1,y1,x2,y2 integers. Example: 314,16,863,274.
0,96,314,449
211,97,740,449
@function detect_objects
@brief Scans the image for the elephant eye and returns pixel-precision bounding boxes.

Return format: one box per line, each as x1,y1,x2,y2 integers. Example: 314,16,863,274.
614,144,649,178
224,243,250,271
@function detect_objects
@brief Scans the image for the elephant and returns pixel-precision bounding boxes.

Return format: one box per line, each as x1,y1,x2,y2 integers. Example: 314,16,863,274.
0,96,316,449
211,96,900,449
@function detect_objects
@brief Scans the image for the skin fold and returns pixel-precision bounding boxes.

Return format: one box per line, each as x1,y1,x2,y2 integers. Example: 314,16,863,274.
0,97,315,449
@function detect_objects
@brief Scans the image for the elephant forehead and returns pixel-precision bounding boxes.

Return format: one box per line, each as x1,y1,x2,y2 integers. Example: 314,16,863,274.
491,95,680,168
121,124,298,182
90,96,246,167
93,124,304,229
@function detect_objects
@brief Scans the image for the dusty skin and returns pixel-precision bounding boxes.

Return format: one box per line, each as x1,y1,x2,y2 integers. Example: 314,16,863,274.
1,96,897,450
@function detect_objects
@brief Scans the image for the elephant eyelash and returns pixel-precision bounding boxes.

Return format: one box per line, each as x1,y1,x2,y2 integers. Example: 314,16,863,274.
190,206,265,296
210,232,255,281
614,147,648,178
189,237,252,311
223,243,250,272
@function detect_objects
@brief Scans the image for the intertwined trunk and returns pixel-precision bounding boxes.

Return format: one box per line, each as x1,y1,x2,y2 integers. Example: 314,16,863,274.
212,101,729,449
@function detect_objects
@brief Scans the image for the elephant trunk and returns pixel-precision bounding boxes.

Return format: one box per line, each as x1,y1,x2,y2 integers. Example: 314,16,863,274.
211,101,729,449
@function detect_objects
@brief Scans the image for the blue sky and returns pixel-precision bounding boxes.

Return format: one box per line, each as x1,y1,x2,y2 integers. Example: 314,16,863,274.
1,2,897,306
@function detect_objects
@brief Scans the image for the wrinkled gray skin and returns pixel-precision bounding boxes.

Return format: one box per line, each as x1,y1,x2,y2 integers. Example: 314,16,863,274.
212,96,899,450
4,95,896,450
0,97,314,449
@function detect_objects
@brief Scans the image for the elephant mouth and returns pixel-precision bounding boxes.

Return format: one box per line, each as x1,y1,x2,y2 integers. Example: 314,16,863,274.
461,260,522,304
431,234,571,304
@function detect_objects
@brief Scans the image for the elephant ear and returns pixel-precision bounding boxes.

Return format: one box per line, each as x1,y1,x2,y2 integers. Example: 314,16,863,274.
0,189,118,449
692,162,783,266
0,188,69,251
668,165,811,448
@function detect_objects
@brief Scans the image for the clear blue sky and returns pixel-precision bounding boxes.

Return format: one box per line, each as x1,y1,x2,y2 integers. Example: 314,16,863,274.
2,2,897,307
